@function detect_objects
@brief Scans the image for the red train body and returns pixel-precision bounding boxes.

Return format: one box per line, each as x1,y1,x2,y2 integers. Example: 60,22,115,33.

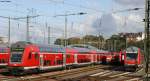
123,46,143,68
7,41,143,74
0,45,10,67
8,42,122,75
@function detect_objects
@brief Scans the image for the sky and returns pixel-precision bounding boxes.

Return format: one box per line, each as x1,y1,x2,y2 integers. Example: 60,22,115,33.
0,0,145,44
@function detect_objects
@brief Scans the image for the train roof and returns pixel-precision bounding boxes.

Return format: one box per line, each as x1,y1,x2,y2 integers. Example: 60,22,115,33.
68,44,110,53
11,41,109,53
11,41,33,48
0,43,9,48
96,49,109,53
68,44,99,50
71,47,91,53
67,44,97,52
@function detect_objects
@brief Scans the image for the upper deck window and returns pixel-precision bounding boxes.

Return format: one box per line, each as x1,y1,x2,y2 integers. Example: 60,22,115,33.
39,47,65,53
0,48,8,53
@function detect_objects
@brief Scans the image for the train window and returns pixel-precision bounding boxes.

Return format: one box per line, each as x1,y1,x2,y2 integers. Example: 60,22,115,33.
67,55,70,58
28,52,32,59
44,60,46,65
10,53,23,62
2,59,5,63
0,48,7,53
35,52,39,59
57,60,63,65
44,60,51,66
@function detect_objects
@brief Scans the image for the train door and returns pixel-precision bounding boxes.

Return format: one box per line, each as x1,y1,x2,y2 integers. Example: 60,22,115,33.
63,53,66,67
74,54,78,64
95,54,97,63
91,54,94,63
39,54,43,70
121,53,125,65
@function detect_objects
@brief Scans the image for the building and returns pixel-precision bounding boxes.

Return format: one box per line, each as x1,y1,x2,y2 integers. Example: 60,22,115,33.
0,37,8,43
119,32,144,42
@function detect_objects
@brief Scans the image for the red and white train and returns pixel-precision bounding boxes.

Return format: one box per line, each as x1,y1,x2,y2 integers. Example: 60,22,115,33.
7,41,143,75
123,46,143,70
0,44,10,67
8,41,121,75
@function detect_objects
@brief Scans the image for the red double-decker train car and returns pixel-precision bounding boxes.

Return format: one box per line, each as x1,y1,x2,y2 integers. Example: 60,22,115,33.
8,42,103,75
8,41,126,75
0,44,10,67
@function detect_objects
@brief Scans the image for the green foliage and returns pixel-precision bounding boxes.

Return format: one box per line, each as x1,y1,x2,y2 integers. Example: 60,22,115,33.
54,38,65,45
128,40,144,50
54,34,146,51
67,37,81,45
105,35,126,51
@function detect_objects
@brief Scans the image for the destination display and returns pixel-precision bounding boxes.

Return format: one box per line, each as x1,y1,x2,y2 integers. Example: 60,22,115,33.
11,48,24,51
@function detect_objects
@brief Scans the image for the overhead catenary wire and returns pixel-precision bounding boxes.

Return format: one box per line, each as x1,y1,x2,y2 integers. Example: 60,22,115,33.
48,0,105,13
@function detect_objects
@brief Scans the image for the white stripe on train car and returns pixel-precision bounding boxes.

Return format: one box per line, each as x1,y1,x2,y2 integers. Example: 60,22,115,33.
109,72,131,78
90,70,110,76
126,52,137,53
0,53,8,54
23,66,38,70
0,63,7,66
76,62,92,65
40,65,63,70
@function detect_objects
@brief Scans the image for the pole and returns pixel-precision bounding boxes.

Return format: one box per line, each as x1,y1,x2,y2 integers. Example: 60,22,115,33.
8,17,10,46
26,15,29,42
63,14,67,70
125,36,127,49
65,15,67,47
44,22,47,44
114,40,115,51
70,22,74,37
48,26,51,45
98,33,101,49
145,0,150,80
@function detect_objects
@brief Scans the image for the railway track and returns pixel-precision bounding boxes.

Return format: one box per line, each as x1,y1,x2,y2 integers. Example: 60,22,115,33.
0,65,144,81
0,65,110,81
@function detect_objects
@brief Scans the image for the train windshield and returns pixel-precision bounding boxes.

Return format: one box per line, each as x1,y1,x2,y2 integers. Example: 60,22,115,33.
126,53,137,60
10,51,23,63
11,52,23,62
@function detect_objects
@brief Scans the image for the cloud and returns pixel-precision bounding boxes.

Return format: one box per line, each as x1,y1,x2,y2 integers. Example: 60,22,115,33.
120,14,144,32
92,14,118,37
79,13,144,38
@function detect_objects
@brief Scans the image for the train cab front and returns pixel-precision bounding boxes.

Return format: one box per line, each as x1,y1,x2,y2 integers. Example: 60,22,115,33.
124,52,139,71
8,41,39,75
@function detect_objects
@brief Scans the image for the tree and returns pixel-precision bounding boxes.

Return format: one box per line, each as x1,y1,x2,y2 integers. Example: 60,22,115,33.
67,37,81,45
105,35,126,51
81,35,104,49
54,35,105,49
54,38,65,45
